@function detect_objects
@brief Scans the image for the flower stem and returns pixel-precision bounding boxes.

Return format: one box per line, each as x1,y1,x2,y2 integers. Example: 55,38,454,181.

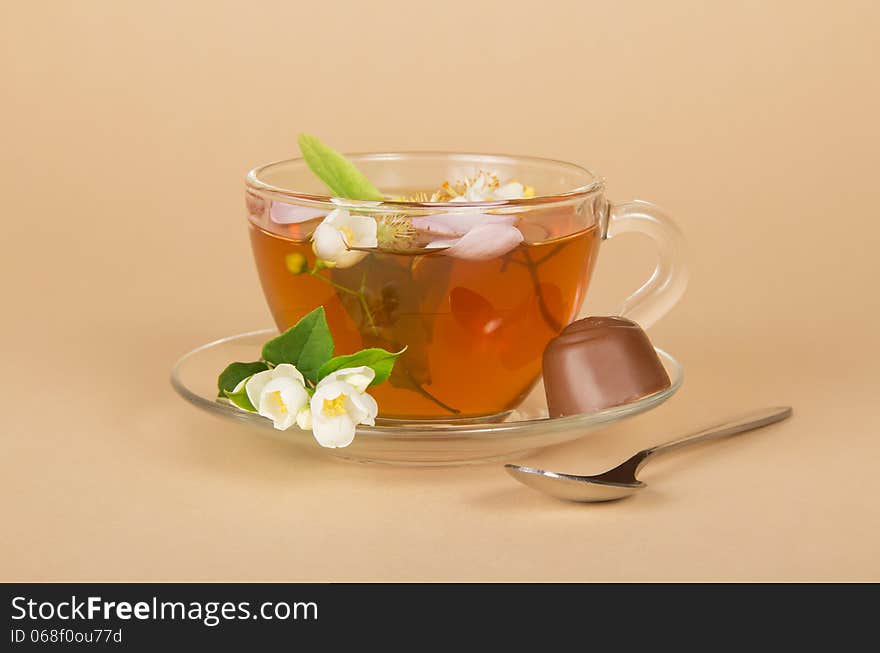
535,241,570,265
308,267,357,295
308,262,459,414
400,366,461,414
509,246,568,332
357,272,379,335
309,267,379,336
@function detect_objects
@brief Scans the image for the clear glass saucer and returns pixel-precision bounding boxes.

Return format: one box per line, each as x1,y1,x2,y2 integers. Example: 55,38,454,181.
170,329,683,466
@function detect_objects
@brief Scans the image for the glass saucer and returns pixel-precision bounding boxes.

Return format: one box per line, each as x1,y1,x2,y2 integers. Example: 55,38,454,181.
171,329,683,467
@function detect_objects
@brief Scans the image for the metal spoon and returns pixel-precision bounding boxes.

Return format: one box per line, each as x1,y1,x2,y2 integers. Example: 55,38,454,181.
505,406,792,502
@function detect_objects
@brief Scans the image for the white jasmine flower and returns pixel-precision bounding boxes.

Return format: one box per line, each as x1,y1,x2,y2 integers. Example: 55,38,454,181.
431,171,535,202
494,181,529,200
319,365,376,393
257,377,313,430
451,171,497,202
242,364,311,431
295,405,313,430
312,208,378,268
309,367,379,448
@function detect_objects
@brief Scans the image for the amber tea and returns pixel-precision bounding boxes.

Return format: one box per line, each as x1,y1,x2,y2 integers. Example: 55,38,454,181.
250,216,599,419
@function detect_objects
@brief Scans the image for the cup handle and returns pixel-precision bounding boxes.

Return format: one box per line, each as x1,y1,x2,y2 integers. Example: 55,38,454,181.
603,199,688,328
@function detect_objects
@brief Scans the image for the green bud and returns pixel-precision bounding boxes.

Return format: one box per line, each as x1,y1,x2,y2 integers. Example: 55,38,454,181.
285,253,307,275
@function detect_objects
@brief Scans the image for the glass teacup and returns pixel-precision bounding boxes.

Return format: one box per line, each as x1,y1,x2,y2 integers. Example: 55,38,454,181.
246,153,686,421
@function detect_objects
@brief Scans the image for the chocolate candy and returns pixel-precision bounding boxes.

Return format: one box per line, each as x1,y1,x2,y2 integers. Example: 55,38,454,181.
542,316,671,417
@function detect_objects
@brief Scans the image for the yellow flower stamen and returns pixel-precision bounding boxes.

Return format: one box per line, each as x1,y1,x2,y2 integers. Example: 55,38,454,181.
322,394,348,417
267,390,287,414
339,225,355,246
429,170,508,201
376,214,415,247
399,191,431,203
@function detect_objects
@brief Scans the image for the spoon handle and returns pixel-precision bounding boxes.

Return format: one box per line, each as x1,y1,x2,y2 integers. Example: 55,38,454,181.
639,406,792,463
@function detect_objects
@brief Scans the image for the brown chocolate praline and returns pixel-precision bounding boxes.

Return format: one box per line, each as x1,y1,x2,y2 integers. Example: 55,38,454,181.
543,316,671,418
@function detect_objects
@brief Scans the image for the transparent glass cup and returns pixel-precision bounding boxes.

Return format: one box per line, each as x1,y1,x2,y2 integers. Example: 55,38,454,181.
245,153,686,421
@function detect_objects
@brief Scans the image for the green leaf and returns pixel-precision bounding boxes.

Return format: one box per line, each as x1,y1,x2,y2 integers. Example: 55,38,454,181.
298,133,384,201
261,306,334,381
224,386,257,412
217,361,269,397
317,346,407,386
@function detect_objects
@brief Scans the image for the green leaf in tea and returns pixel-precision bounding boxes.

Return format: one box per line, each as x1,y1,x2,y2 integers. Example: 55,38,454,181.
217,361,270,397
262,306,334,381
298,133,384,201
330,256,460,413
317,346,406,386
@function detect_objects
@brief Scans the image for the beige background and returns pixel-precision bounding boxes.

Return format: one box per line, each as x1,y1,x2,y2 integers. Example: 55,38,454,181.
2,1,878,581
